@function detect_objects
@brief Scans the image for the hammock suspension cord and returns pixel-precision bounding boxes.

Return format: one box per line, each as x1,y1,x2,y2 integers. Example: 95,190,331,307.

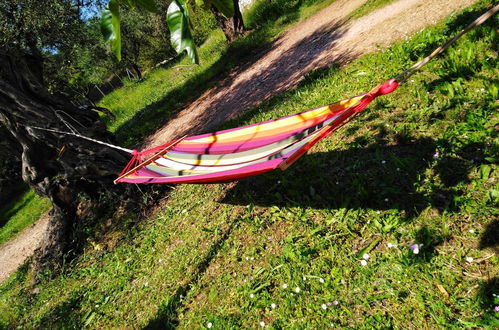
28,4,499,160
394,3,499,82
29,126,134,154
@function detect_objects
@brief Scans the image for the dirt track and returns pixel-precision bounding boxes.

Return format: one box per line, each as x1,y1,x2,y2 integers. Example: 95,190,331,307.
0,0,477,283
0,213,49,282
145,0,476,147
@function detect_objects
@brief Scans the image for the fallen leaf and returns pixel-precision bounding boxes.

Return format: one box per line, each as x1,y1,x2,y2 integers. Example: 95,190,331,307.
436,283,449,298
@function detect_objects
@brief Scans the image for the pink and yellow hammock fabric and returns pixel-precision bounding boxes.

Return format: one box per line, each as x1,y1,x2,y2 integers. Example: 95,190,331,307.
115,79,399,184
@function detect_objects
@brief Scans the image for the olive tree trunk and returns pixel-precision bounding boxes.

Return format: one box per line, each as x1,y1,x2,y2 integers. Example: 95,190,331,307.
212,0,246,42
0,52,130,272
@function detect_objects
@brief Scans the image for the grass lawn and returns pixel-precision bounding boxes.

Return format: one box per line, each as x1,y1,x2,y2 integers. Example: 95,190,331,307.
0,189,50,246
350,0,398,19
1,0,498,328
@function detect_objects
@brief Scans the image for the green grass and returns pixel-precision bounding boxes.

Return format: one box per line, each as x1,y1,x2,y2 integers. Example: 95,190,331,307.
1,0,498,328
0,189,51,245
350,0,398,19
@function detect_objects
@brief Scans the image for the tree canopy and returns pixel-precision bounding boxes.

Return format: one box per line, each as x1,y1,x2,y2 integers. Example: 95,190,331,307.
101,0,244,64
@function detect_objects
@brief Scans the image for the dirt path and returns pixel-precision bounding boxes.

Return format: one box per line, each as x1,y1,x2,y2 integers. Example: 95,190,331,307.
0,213,49,282
145,0,476,147
0,0,477,283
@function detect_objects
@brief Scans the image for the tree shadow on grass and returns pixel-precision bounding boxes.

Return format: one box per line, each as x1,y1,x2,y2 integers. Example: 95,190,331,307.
479,219,498,254
475,276,499,326
0,185,33,228
220,136,478,221
405,226,449,264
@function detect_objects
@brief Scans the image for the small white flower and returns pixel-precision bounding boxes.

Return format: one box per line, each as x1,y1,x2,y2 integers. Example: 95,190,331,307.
207,322,213,328
360,260,368,266
250,257,254,260
469,229,475,234
396,167,400,171
381,160,386,164
260,321,265,327
387,242,397,248
465,256,474,263
384,198,389,202
282,283,288,289
362,253,370,260
250,293,255,298
271,303,276,309
376,211,381,214
303,276,307,281
295,287,301,293
319,277,325,283
321,303,327,310
245,257,249,260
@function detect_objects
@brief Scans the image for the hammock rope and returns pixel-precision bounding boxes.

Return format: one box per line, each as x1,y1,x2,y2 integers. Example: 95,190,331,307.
30,126,134,153
27,4,499,184
395,3,499,83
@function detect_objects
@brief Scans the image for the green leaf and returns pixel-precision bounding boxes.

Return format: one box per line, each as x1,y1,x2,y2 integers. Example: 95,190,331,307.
120,0,135,8
167,0,199,64
211,0,234,17
135,0,158,12
101,0,122,61
356,238,380,259
479,164,491,180
195,0,234,17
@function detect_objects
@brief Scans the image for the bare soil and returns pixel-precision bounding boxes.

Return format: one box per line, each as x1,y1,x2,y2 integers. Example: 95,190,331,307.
0,212,49,282
0,0,476,283
145,0,476,147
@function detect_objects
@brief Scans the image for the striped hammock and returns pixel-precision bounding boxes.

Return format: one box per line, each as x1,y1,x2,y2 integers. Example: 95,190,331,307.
115,79,398,184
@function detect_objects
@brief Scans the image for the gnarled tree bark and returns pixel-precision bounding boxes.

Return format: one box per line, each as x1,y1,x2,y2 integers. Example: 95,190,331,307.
0,52,130,274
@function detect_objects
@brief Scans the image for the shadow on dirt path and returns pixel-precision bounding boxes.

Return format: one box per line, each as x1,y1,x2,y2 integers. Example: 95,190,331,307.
144,0,476,148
